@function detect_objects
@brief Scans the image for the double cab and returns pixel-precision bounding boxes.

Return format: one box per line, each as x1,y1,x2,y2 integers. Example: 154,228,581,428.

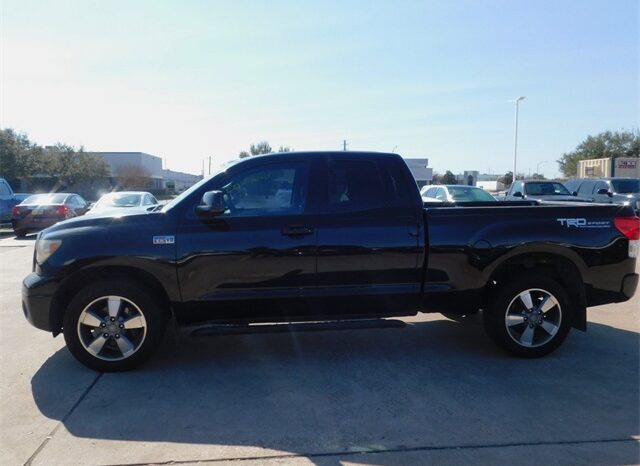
22,152,639,371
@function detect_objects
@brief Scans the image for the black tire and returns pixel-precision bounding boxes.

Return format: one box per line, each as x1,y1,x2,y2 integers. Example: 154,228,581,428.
14,229,26,238
483,273,573,358
63,280,167,371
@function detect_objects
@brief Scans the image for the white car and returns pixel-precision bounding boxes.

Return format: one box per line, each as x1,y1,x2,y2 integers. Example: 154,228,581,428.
421,185,497,203
89,191,159,214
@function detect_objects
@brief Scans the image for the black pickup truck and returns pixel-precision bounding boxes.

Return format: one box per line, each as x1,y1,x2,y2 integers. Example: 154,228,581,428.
22,152,639,371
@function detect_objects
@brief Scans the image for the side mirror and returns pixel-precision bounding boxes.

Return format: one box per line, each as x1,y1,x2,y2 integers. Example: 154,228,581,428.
512,191,523,198
596,188,613,197
195,190,226,217
572,191,578,196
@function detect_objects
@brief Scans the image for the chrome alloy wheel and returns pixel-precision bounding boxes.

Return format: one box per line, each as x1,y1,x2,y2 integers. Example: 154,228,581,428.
504,288,562,348
77,296,147,361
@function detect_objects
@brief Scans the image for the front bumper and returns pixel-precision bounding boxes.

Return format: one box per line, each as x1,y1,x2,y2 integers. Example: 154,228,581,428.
22,273,57,332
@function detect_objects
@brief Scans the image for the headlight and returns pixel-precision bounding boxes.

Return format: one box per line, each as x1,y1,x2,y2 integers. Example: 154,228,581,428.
36,239,62,264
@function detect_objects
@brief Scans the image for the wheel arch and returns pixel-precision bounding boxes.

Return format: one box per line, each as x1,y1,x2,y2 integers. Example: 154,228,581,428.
484,252,587,331
50,265,173,336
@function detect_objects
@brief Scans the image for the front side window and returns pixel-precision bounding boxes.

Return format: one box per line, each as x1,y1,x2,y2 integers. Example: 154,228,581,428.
593,181,609,194
221,162,308,217
435,188,447,201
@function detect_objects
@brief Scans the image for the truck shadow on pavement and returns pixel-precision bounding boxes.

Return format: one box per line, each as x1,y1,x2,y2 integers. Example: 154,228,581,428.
31,316,639,465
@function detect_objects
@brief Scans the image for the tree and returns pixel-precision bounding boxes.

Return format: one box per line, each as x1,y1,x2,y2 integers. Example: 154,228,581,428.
442,170,457,184
0,129,109,189
499,171,513,188
238,141,293,158
530,173,546,180
431,172,443,185
116,164,151,189
557,130,640,177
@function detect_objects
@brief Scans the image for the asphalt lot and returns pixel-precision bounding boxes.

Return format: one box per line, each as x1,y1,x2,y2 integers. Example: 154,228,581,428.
0,234,638,466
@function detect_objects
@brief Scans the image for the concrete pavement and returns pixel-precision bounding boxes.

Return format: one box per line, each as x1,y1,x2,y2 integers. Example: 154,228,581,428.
0,235,638,465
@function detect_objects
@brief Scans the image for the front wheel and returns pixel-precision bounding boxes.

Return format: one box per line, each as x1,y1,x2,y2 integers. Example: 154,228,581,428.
483,273,573,358
63,280,167,371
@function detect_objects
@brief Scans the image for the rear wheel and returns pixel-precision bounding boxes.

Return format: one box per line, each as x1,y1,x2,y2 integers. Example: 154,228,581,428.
483,273,573,357
14,229,26,238
63,280,166,371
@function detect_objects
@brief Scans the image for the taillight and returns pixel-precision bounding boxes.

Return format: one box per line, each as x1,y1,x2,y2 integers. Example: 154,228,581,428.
56,205,69,216
614,217,640,240
11,206,20,217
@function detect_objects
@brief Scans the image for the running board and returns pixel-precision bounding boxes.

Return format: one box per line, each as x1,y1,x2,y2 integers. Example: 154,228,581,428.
190,319,406,337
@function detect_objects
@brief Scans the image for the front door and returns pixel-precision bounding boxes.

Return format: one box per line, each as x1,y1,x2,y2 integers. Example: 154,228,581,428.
176,159,316,323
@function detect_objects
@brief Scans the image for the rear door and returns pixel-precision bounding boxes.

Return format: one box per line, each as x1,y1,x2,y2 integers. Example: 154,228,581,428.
312,155,423,317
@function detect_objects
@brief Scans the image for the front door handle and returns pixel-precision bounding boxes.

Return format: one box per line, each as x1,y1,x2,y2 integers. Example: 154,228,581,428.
282,225,314,236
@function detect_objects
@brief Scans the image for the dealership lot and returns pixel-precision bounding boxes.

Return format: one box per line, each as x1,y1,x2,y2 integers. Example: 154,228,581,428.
0,235,638,465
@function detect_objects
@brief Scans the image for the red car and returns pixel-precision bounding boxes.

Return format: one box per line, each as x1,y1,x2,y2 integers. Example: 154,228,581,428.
11,193,89,237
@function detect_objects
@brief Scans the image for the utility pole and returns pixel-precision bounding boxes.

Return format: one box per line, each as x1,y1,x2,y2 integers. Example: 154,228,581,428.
208,156,212,175
509,96,526,180
342,139,348,151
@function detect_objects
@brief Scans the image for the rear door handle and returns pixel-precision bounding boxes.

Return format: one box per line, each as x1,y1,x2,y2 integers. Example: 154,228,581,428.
282,225,314,236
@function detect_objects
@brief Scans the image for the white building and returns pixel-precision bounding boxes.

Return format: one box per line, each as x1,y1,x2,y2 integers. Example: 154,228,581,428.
95,152,200,191
403,158,433,187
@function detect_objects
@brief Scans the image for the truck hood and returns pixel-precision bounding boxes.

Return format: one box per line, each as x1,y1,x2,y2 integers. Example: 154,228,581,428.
42,209,163,235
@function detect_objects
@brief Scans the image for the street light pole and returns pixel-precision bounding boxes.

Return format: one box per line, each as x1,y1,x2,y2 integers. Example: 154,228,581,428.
536,160,547,176
509,96,526,180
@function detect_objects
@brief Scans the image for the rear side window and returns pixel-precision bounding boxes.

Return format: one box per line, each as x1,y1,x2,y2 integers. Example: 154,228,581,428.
0,181,10,196
380,159,412,204
326,159,385,212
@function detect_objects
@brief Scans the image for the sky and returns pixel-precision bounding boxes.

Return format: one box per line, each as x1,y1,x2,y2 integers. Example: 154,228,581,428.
1,0,638,178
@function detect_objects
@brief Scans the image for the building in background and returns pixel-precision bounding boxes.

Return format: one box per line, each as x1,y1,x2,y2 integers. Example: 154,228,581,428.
578,157,640,178
95,152,200,192
454,170,480,186
97,152,164,190
476,174,503,192
163,169,201,192
403,158,433,188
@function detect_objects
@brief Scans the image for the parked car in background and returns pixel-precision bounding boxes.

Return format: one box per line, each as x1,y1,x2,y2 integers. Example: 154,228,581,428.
421,185,496,203
564,178,640,212
88,191,159,215
0,177,30,223
11,193,89,237
505,180,592,203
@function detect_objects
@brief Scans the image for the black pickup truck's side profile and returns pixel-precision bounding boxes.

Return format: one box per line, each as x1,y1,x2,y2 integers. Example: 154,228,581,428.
22,152,639,371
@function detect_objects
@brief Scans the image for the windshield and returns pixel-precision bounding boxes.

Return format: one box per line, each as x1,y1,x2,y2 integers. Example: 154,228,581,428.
162,160,238,212
611,179,640,194
524,182,571,196
21,193,68,204
448,186,496,202
94,193,142,208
